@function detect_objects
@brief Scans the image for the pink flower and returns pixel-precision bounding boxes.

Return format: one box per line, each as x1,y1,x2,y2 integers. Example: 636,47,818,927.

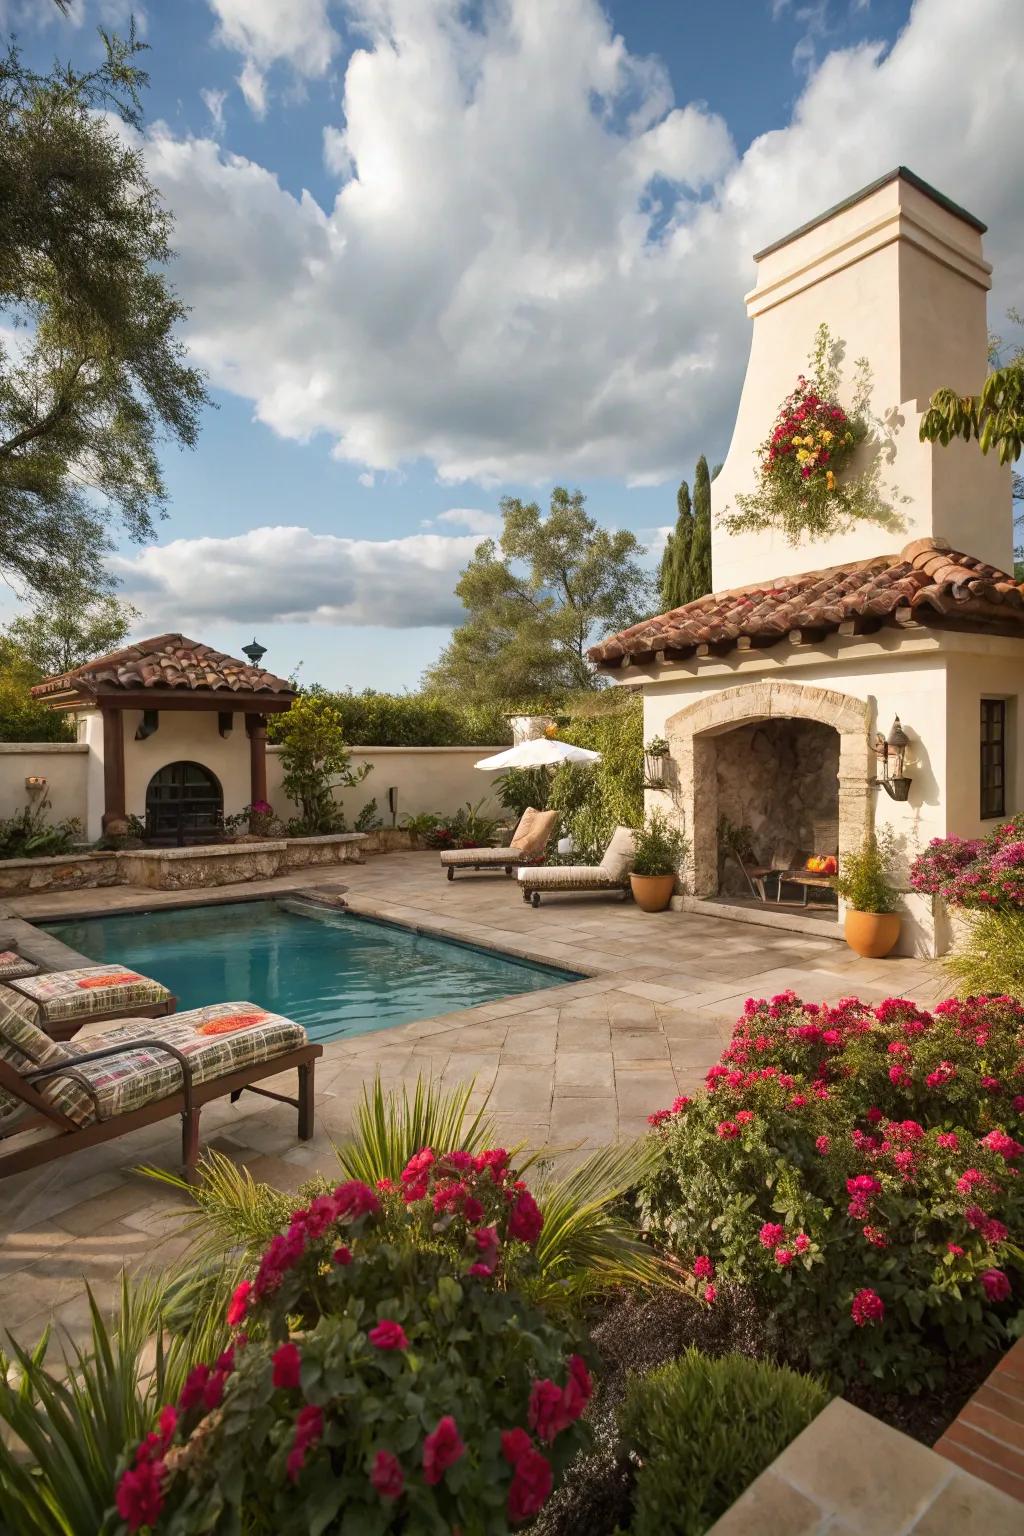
226,1280,251,1327
851,1288,885,1327
333,1180,381,1219
369,1319,409,1351
561,1355,592,1426
501,1427,534,1465
333,1244,352,1266
507,1188,543,1246
507,1444,553,1524
116,1461,165,1532
981,1269,1012,1303
815,1136,831,1156
648,1108,672,1127
528,1379,565,1443
287,1404,324,1483
422,1416,465,1486
794,1233,810,1253
774,1247,793,1267
370,1449,404,1501
847,1175,882,1196
735,1109,755,1124
862,1225,888,1249
866,1107,883,1125
716,1120,739,1139
759,1222,785,1249
271,1342,302,1390
693,1255,715,1280
178,1364,211,1414
981,1129,1024,1161
704,1283,718,1303
936,1132,959,1150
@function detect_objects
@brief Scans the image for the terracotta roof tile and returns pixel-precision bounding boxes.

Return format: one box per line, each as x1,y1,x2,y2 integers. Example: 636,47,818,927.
588,539,1024,667
31,633,295,699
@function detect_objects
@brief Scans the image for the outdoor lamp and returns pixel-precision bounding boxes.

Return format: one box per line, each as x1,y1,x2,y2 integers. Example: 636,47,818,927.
242,637,267,666
872,716,913,801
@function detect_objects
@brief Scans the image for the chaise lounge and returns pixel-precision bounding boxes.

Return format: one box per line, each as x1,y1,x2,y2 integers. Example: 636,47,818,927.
439,806,558,880
0,991,321,1183
1,962,176,1042
517,825,636,907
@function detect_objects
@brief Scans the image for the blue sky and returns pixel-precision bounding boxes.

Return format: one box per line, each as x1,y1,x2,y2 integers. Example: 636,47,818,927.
3,0,1020,689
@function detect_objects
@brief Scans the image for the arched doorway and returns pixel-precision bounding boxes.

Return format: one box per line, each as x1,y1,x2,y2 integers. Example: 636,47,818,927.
145,761,223,846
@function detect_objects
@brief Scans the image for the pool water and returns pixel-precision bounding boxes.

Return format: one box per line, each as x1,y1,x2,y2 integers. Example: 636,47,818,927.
44,900,579,1044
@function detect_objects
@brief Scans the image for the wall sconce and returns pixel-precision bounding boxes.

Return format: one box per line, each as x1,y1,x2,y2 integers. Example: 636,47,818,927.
135,709,159,741
387,786,399,827
24,775,46,795
643,737,669,789
872,716,913,801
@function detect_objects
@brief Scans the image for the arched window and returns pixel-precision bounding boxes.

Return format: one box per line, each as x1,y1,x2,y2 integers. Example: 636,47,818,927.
145,761,223,845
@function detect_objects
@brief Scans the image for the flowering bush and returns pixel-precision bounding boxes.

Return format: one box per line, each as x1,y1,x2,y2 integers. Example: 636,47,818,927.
115,1151,590,1534
723,323,896,544
910,814,1024,910
640,992,1024,1391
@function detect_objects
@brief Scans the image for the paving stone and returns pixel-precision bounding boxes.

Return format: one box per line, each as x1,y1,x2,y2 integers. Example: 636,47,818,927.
704,1469,825,1535
912,1468,1024,1533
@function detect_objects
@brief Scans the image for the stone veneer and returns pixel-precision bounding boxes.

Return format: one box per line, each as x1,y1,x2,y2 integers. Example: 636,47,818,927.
664,680,873,899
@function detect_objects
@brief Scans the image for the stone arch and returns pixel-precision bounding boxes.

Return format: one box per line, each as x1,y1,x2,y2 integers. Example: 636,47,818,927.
664,680,873,898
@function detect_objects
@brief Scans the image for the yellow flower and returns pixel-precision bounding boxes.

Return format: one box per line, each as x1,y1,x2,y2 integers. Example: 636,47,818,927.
821,429,833,444
826,469,836,491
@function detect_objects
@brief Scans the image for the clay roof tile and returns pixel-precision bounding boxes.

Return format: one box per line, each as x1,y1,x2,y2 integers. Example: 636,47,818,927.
30,633,295,700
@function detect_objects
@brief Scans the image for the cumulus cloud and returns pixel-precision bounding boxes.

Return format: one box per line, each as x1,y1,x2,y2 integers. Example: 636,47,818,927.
112,527,479,630
209,0,338,115
142,0,1023,488
433,509,503,536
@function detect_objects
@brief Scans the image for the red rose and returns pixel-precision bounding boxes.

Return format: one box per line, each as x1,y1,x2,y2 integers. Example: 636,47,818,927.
116,1461,165,1533
370,1449,405,1500
507,1188,543,1245
527,1378,565,1442
272,1342,302,1390
422,1415,465,1485
226,1280,251,1327
501,1427,533,1465
507,1445,553,1523
369,1319,409,1351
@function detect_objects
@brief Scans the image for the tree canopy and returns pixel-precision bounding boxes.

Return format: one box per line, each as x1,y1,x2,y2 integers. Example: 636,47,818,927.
920,309,1023,469
659,480,692,610
424,487,655,703
3,578,138,677
0,26,208,599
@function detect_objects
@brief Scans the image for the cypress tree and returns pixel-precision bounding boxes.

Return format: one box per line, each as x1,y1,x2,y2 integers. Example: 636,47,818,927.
685,454,713,602
660,479,692,610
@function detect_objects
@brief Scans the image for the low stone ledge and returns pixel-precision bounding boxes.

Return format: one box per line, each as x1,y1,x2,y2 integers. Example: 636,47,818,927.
0,849,119,898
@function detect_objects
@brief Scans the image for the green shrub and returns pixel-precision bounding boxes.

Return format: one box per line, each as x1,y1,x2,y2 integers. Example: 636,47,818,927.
547,697,643,858
641,992,1024,1393
274,694,371,833
620,1350,829,1536
272,689,513,748
421,797,500,850
946,908,1024,998
0,798,81,858
834,830,900,914
632,810,687,878
495,765,551,819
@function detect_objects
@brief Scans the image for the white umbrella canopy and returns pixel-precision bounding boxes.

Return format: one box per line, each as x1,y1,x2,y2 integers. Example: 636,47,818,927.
474,737,602,770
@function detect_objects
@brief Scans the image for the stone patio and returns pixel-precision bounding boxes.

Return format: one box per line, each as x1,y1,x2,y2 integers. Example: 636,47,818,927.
0,849,950,1353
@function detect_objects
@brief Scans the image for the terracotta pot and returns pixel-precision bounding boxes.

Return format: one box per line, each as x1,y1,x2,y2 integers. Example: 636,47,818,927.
844,908,901,959
630,873,676,912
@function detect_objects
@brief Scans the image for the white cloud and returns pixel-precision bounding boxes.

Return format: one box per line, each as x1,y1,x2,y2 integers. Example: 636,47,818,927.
208,0,338,115
200,87,227,135
112,526,480,630
433,509,503,536
236,59,267,119
138,0,1023,490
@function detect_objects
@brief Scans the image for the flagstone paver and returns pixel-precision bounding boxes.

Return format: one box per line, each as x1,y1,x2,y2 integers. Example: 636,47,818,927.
0,849,948,1350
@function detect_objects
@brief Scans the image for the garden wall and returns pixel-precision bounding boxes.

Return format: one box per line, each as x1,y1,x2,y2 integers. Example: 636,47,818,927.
266,744,503,825
0,743,89,825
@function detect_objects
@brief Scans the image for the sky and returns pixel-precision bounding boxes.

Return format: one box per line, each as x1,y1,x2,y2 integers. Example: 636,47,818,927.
2,0,1023,690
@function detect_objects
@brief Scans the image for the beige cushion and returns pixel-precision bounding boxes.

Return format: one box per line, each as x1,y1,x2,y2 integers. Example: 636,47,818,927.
599,826,636,880
518,864,622,890
0,987,74,1130
511,808,558,858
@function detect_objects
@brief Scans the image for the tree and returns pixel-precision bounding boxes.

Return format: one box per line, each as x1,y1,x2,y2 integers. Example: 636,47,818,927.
919,312,1023,468
276,694,371,834
685,455,713,602
4,582,139,676
0,27,209,600
424,487,655,703
0,637,72,741
659,480,692,610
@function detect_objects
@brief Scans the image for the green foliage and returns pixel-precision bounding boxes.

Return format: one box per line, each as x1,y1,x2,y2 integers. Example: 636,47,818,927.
834,830,900,914
0,29,209,600
4,580,139,677
423,487,655,703
274,694,371,834
289,688,512,747
945,908,1024,999
631,809,688,878
338,1074,497,1188
686,455,713,601
921,309,1024,467
640,992,1024,1391
420,797,501,850
0,1271,227,1536
659,479,692,610
620,1350,829,1536
494,765,551,819
353,797,382,831
723,324,901,544
0,637,73,740
0,795,81,858
547,696,643,859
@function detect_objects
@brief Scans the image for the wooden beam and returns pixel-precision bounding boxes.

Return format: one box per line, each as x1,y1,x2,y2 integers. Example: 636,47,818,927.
101,707,125,833
247,713,268,818
94,690,295,714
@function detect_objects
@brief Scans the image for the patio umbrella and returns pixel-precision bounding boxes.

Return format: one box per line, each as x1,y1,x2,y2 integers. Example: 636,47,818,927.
474,738,602,770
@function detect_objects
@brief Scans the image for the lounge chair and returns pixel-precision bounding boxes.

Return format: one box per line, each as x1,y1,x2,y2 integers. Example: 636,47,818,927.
0,949,41,982
2,963,176,1042
0,990,321,1183
518,825,636,907
440,807,558,880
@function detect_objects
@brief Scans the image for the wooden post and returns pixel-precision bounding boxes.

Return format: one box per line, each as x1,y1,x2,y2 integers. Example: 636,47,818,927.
247,714,268,822
101,706,126,833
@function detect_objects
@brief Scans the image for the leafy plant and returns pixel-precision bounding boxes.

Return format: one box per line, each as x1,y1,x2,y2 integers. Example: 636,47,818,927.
0,1271,228,1536
631,810,687,878
222,800,285,839
495,765,551,820
338,1075,497,1187
834,830,900,914
641,992,1024,1391
546,694,643,857
0,796,82,859
275,694,371,834
114,1165,591,1534
399,811,444,839
945,908,1024,999
421,797,500,850
275,687,513,748
645,736,669,757
723,323,901,544
619,1350,829,1536
354,797,382,831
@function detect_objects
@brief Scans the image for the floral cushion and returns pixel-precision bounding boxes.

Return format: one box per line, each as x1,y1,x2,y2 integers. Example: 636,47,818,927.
43,1003,309,1128
0,950,40,981
7,964,172,1024
0,986,74,1132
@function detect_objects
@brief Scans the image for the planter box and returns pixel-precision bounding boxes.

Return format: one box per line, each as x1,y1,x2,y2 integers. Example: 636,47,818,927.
0,850,120,898
280,833,369,870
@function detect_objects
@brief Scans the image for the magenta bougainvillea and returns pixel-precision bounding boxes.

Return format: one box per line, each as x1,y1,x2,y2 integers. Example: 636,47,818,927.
641,990,1024,1390
115,1152,590,1534
910,813,1024,910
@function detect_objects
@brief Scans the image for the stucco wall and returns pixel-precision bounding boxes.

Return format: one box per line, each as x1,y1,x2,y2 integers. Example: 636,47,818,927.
267,744,503,826
0,743,89,825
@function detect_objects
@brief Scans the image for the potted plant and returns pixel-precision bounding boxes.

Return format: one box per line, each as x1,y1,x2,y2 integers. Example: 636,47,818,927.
643,735,670,788
834,831,902,957
630,809,687,913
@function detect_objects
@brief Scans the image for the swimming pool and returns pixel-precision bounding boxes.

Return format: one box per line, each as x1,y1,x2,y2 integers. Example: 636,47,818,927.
44,900,580,1044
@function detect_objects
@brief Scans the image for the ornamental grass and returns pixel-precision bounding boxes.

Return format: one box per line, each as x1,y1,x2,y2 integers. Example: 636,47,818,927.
641,990,1024,1393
